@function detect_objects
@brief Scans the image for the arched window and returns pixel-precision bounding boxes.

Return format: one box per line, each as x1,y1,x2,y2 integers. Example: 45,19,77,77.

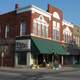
52,12,60,41
53,12,60,20
32,15,49,38
63,27,72,43
52,21,60,41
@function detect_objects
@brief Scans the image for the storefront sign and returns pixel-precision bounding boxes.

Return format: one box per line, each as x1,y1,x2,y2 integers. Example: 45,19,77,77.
15,39,31,51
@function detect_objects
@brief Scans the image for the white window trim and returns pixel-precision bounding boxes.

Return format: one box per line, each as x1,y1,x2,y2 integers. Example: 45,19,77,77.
5,25,9,38
32,15,49,38
53,12,60,20
37,22,41,36
20,22,26,36
20,23,22,36
52,20,60,41
32,20,37,35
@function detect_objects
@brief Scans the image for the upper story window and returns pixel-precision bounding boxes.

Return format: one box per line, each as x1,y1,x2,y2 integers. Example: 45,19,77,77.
20,22,26,36
53,12,60,20
5,25,10,38
37,22,41,36
52,21,60,41
63,27,72,43
52,12,60,41
74,36,80,46
32,15,49,38
33,20,37,35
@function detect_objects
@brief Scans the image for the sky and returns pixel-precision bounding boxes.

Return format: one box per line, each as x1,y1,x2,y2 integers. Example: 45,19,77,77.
0,0,80,25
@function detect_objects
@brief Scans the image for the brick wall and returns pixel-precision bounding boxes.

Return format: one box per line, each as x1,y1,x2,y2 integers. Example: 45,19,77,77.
48,4,63,41
0,10,32,67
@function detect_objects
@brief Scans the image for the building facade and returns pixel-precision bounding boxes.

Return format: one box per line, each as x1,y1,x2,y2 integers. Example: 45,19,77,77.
0,4,80,67
62,20,80,65
62,20,73,43
73,25,80,48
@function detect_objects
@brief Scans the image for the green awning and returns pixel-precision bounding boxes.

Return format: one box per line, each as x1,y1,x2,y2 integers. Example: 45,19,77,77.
31,36,67,55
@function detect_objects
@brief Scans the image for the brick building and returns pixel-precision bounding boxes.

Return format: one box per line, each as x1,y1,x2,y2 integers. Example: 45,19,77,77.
62,20,80,65
0,4,80,67
73,25,80,48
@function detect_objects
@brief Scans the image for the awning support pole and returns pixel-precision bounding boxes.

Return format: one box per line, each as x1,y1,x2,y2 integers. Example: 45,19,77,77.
52,54,54,65
61,55,64,66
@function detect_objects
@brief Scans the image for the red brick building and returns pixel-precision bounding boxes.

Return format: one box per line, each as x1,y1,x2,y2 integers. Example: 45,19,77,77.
0,4,78,67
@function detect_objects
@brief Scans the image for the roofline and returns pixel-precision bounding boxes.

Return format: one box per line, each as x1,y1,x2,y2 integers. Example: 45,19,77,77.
0,10,15,16
17,5,51,19
48,4,63,13
62,19,74,28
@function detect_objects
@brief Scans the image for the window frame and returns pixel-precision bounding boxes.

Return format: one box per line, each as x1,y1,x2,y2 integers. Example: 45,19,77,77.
20,22,26,36
52,20,60,41
5,25,10,38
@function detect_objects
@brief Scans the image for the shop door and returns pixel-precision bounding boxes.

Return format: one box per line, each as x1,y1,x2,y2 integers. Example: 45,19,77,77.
18,52,26,65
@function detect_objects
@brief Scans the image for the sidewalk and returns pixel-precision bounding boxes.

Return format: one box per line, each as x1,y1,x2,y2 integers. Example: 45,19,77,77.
0,66,79,73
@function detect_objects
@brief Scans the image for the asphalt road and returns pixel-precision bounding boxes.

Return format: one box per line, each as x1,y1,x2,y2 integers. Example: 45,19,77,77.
0,69,80,80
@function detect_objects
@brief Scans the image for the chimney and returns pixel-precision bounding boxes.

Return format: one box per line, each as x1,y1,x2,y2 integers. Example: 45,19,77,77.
15,4,20,10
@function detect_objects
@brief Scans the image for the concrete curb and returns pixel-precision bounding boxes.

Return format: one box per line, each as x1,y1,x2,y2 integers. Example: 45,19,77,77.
0,67,79,73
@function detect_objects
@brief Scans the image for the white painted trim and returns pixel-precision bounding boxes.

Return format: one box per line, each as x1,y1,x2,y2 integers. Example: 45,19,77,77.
34,15,49,27
52,39,60,42
20,23,22,36
15,53,18,67
17,5,51,19
53,12,60,20
27,52,33,66
62,19,74,28
5,26,7,38
63,27,72,36
5,25,10,38
61,56,64,65
31,33,51,40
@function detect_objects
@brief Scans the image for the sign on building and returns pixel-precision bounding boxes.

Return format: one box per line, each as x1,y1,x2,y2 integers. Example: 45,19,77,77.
15,39,31,51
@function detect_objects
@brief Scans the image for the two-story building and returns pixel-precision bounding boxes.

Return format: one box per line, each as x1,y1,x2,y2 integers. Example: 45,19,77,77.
15,4,66,67
0,4,67,67
62,20,80,65
0,4,79,67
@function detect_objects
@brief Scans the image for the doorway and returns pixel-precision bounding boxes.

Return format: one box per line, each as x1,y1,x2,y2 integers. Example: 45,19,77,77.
18,52,26,65
38,54,52,67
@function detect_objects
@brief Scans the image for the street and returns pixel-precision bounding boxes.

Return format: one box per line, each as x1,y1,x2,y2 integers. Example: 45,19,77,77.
0,69,80,80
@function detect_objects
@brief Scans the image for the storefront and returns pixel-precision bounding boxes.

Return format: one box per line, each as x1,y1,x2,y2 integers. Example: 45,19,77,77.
0,39,15,67
31,36,67,67
15,36,67,67
15,39,32,67
63,43,80,65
